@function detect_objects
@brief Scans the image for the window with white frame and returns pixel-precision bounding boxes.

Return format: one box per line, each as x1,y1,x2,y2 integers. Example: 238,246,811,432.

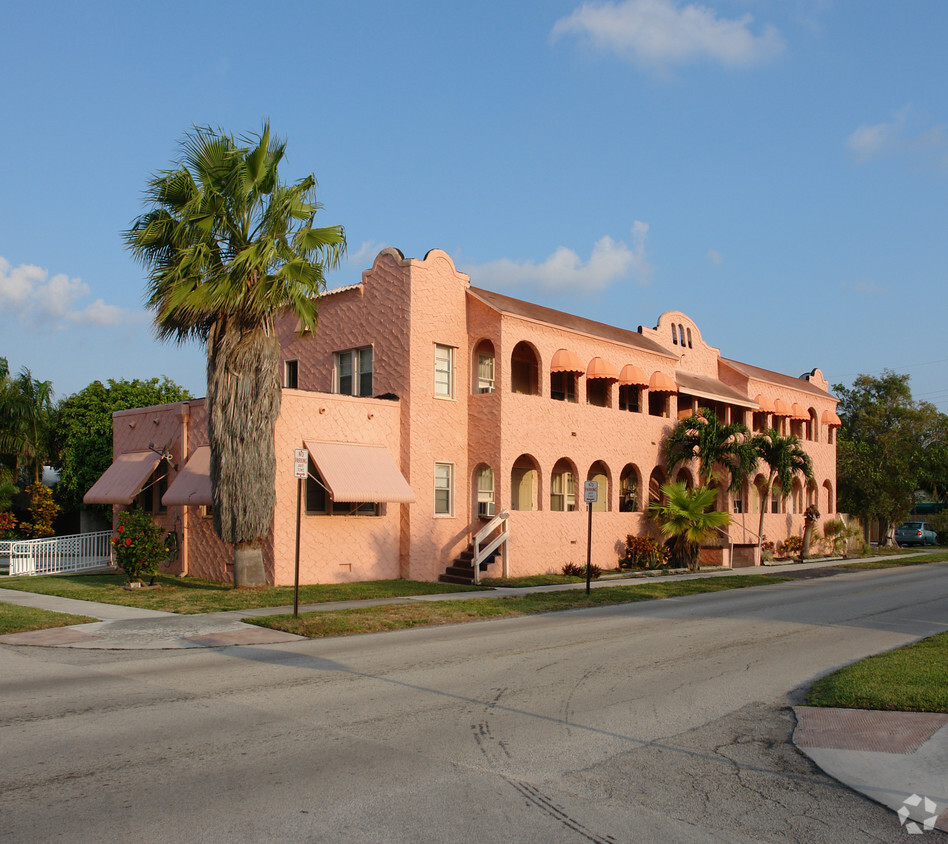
476,353,495,394
335,347,373,397
434,344,454,398
284,359,298,389
434,463,454,516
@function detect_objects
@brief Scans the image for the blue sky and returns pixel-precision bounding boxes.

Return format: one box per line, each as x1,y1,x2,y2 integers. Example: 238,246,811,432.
3,1,947,409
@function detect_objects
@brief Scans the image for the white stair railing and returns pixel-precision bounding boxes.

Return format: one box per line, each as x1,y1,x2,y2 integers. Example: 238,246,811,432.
472,510,510,585
4,531,113,577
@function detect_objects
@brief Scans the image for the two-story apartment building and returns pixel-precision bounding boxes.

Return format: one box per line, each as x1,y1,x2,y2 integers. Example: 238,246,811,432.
85,248,839,585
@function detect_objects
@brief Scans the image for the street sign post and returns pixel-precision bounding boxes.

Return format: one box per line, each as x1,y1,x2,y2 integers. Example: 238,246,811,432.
583,481,598,594
293,449,308,616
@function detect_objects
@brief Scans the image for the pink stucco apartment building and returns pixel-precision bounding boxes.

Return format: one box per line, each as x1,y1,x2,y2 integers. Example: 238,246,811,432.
85,248,840,585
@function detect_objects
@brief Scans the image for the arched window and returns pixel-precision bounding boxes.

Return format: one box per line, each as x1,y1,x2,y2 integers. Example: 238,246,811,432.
807,480,818,508
550,458,577,511
732,480,748,514
473,339,495,394
771,483,782,514
511,454,540,511
475,464,494,518
686,328,693,349
671,323,678,344
619,464,640,512
511,342,540,396
678,325,686,347
587,461,610,512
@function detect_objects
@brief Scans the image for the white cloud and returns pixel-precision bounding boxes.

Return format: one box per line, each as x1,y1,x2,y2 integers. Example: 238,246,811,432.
0,256,133,327
462,223,652,293
847,107,948,170
706,248,723,266
551,0,785,70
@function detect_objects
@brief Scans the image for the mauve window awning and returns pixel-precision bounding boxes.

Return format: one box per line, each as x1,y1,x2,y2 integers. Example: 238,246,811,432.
162,446,212,507
83,451,161,505
303,440,416,504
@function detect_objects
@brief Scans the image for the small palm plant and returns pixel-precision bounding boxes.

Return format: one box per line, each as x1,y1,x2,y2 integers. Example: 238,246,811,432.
649,482,731,571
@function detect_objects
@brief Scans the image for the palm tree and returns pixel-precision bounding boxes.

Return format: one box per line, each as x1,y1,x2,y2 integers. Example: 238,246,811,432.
752,428,813,554
649,482,731,571
125,124,345,587
0,365,56,483
663,407,757,505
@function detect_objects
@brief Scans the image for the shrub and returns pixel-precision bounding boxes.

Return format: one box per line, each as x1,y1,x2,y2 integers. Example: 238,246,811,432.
561,562,601,579
823,518,860,558
0,510,18,539
620,535,669,569
780,535,803,556
112,509,171,583
21,483,58,538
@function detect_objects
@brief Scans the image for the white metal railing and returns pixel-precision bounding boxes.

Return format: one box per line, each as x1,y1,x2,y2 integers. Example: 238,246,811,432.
4,531,113,577
472,509,510,585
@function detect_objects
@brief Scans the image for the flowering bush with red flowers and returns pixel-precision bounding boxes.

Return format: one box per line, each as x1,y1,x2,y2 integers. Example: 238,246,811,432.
112,509,169,583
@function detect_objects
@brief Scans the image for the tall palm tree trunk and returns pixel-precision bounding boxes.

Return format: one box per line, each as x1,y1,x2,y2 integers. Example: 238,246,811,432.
207,319,281,587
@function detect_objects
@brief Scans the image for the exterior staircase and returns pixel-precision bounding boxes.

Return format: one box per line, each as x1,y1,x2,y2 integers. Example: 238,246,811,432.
438,546,499,585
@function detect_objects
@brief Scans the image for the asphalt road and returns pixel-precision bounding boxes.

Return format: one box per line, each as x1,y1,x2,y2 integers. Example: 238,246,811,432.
2,563,947,843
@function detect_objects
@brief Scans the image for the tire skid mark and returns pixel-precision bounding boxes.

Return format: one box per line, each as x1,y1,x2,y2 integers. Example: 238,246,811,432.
505,777,617,844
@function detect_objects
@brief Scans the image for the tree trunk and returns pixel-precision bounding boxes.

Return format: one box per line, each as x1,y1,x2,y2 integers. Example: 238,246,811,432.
206,318,281,588
234,541,267,588
801,523,813,561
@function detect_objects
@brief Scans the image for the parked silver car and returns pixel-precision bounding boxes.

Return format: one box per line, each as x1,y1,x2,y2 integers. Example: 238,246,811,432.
894,521,937,546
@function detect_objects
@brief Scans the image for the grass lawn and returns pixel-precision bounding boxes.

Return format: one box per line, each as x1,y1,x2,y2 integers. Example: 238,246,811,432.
0,602,97,635
480,574,586,587
0,574,486,614
807,631,948,713
839,551,948,571
246,574,787,638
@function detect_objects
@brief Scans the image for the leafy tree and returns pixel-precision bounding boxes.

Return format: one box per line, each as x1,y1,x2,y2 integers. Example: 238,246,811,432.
663,407,757,500
834,371,945,544
125,124,345,586
752,429,813,553
649,482,731,571
53,377,193,513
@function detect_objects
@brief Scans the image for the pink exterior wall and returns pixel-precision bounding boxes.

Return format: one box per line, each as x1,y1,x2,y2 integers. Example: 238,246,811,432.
104,247,839,584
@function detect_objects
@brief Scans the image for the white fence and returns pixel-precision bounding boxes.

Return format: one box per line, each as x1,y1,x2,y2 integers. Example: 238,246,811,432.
1,531,113,577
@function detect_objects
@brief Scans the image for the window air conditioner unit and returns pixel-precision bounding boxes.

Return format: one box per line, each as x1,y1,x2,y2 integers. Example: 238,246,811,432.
478,501,496,519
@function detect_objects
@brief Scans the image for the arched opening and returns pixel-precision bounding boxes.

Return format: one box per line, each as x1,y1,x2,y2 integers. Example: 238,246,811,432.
686,328,693,348
550,458,578,511
675,468,694,490
619,464,640,512
511,454,540,511
648,466,667,505
732,479,748,514
510,342,540,396
474,464,494,519
752,475,767,514
790,479,803,514
473,339,495,394
806,479,818,508
823,480,834,514
807,408,819,441
587,461,610,512
678,325,686,347
671,323,678,345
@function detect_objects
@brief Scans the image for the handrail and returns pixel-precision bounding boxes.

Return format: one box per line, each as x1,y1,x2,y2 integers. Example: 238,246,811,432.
4,531,113,576
472,509,510,585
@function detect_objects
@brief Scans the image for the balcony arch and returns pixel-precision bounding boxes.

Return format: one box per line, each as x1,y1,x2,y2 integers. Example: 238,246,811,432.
511,342,540,396
511,454,540,510
619,464,641,512
587,460,611,512
550,457,578,511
